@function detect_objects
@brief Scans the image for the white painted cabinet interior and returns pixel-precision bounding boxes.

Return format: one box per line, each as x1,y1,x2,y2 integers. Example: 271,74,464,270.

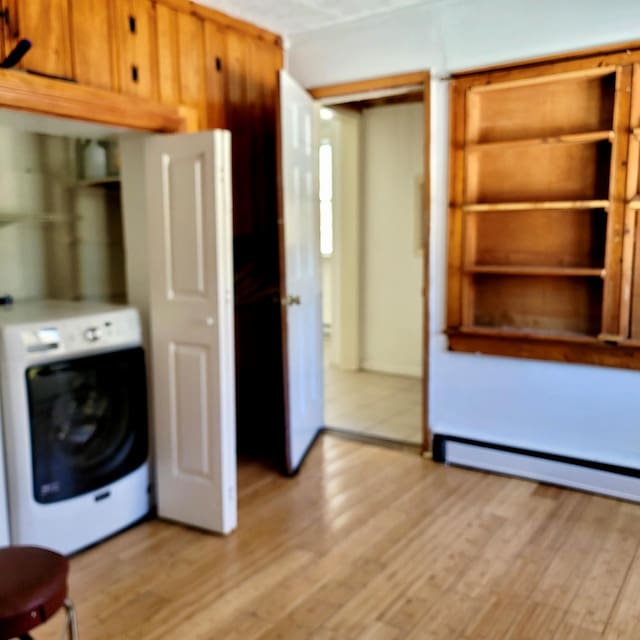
279,70,324,473
120,131,237,534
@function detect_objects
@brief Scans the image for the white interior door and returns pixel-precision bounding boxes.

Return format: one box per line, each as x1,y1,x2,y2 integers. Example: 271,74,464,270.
280,70,324,473
145,131,237,533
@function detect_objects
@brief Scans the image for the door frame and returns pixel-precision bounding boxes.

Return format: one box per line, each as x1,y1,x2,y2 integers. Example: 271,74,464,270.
307,71,431,453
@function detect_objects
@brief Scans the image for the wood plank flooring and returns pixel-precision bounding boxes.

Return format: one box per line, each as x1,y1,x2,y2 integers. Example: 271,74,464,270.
37,434,640,639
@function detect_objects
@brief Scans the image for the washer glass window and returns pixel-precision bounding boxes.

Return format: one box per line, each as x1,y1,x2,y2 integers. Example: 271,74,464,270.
26,347,148,503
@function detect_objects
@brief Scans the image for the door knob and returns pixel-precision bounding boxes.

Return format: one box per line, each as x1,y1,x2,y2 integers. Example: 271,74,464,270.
205,316,215,326
282,295,301,306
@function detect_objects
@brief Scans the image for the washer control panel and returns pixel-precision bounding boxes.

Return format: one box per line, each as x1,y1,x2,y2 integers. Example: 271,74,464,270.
16,308,141,358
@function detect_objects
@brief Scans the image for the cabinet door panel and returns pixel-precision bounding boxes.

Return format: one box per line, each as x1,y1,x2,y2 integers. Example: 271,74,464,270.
11,0,72,78
155,3,180,106
114,0,158,99
177,12,206,130
70,0,116,90
204,20,226,129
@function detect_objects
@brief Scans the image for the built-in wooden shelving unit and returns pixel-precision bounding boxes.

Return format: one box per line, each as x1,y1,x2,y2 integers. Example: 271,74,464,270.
448,53,640,367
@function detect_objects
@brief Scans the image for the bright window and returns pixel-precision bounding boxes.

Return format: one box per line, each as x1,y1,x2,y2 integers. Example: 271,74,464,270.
319,142,333,257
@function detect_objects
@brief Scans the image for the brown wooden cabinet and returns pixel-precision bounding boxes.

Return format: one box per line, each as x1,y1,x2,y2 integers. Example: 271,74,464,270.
113,0,158,99
176,12,207,130
155,6,209,130
448,51,640,369
1,0,73,79
204,20,227,129
155,2,180,106
70,0,118,91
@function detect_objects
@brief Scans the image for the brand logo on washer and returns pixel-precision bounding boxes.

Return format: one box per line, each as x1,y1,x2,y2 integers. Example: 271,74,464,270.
40,481,61,497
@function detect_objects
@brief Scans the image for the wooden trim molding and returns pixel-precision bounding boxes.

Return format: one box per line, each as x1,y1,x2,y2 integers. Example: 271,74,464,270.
453,40,640,78
448,330,640,371
156,0,282,45
0,69,185,132
308,71,429,101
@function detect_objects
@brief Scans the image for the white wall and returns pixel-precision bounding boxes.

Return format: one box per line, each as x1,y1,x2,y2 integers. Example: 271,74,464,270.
288,0,640,468
0,128,74,300
361,102,423,377
0,128,124,303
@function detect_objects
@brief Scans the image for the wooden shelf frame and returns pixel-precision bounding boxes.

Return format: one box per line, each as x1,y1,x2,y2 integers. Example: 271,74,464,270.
465,130,614,151
462,200,610,212
447,50,640,369
73,176,121,189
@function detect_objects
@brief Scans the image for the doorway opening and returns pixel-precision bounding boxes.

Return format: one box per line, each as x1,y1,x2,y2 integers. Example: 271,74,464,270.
310,74,430,449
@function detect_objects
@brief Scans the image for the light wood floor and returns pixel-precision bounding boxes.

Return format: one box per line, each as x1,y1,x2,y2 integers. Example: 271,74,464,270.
37,434,640,639
325,365,422,444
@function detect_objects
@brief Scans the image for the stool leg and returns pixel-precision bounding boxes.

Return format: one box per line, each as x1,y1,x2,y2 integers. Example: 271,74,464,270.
64,598,79,640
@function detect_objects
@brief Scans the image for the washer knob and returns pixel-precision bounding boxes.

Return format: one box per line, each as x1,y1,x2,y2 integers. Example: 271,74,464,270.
84,326,102,342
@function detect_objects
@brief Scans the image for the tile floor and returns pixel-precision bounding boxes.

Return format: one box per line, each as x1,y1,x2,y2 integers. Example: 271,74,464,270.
324,361,422,445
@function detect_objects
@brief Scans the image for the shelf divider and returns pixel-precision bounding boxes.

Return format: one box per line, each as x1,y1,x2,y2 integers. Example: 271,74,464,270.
462,200,609,212
465,265,606,278
465,130,614,151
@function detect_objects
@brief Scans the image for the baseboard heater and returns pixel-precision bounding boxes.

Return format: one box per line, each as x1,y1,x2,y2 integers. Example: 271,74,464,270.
432,434,640,503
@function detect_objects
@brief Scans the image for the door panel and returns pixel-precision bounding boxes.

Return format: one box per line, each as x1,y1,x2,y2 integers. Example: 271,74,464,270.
177,12,206,130
9,0,72,79
146,131,236,534
279,70,324,473
204,20,226,129
71,0,116,90
113,0,158,99
154,3,180,105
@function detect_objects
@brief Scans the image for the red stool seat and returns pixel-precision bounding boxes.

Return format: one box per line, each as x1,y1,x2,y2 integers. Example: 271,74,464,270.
0,546,69,640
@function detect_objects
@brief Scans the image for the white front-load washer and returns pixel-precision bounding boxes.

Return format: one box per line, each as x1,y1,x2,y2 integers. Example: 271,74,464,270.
0,300,150,554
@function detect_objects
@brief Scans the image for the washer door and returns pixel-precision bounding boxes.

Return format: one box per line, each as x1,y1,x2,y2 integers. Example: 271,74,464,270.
26,347,148,503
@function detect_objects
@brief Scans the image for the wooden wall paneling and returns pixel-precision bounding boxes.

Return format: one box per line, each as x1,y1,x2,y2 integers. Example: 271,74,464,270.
70,0,117,91
225,27,286,465
600,65,633,339
447,81,466,328
155,2,180,106
176,11,206,129
204,20,227,129
9,0,73,79
113,0,158,100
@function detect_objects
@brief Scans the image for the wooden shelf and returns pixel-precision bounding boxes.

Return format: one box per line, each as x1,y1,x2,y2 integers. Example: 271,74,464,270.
465,130,614,151
0,213,70,227
73,176,120,189
447,329,640,371
465,265,605,278
628,196,640,210
454,326,597,344
462,200,609,212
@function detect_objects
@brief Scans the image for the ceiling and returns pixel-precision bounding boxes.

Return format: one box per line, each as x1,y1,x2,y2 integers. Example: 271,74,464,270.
198,0,434,36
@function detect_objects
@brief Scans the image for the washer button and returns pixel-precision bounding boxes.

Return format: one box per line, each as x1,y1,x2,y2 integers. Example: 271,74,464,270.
84,327,102,342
